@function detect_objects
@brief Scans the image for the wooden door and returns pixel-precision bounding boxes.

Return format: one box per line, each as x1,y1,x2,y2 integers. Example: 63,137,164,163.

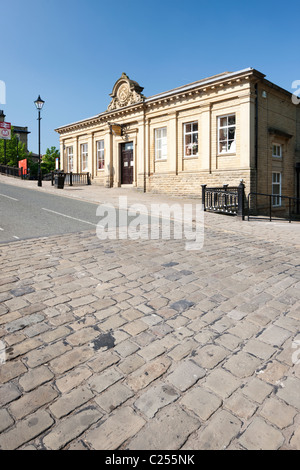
121,142,133,184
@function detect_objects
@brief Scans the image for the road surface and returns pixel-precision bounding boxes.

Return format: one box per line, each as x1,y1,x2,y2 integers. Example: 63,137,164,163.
0,182,103,244
0,181,158,244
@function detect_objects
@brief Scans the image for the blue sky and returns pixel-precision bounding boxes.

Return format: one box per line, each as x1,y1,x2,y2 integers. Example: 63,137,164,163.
1,0,300,155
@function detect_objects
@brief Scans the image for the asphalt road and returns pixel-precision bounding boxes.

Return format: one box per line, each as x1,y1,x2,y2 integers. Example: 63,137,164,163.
0,182,105,244
0,182,159,244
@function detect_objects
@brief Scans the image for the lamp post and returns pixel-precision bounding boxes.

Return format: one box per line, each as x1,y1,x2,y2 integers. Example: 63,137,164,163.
16,134,20,162
34,95,45,187
0,110,7,165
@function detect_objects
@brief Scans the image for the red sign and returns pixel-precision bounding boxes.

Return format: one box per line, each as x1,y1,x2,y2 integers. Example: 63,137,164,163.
0,122,11,140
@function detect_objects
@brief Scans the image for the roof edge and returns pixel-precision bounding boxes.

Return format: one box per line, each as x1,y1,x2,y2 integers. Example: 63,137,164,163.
55,67,266,133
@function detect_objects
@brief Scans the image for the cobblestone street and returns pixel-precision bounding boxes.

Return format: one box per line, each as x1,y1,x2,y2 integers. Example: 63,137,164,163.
0,177,300,450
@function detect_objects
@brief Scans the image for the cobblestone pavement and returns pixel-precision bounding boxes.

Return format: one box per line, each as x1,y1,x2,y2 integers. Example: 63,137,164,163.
0,176,300,450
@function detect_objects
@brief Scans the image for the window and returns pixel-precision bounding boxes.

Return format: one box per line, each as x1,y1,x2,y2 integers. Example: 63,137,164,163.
184,122,198,157
272,172,281,207
67,146,73,172
218,114,236,154
80,143,88,172
272,144,282,158
155,127,167,160
124,142,133,151
97,140,105,170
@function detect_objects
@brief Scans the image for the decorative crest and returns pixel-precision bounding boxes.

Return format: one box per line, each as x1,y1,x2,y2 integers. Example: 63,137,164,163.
107,73,145,111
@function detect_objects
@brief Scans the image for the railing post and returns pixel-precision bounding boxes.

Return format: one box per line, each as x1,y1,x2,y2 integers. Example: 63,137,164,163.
247,194,250,220
87,172,91,185
201,185,207,211
223,184,228,211
51,171,54,186
237,180,245,220
70,172,73,186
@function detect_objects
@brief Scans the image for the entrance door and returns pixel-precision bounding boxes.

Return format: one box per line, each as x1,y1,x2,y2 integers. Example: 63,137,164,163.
121,142,133,184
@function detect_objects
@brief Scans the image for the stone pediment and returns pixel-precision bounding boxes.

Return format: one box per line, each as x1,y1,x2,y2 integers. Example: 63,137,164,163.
107,73,145,111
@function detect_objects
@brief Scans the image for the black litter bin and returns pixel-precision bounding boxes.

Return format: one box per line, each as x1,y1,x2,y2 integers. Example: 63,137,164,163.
55,173,65,189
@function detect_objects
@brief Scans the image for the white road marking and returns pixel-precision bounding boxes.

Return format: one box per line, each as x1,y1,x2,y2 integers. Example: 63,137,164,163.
13,236,20,239
0,193,19,201
0,228,3,231
42,208,97,226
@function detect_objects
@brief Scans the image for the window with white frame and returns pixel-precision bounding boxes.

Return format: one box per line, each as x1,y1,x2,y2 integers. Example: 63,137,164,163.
272,143,282,158
184,122,198,157
97,140,105,170
80,143,88,172
218,114,236,154
67,146,73,172
272,172,282,207
155,127,167,160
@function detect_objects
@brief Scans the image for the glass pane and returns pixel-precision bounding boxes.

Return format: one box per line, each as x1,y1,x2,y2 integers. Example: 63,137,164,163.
219,117,227,127
228,115,235,125
185,124,191,133
185,134,191,145
124,142,133,150
219,129,227,140
228,127,235,140
219,141,227,153
229,140,236,152
192,122,198,132
185,134,192,155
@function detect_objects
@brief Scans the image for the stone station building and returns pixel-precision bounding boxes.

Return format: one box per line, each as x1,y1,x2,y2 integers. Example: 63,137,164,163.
55,68,300,209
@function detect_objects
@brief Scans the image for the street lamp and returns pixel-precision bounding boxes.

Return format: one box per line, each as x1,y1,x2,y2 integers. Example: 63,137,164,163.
16,134,20,162
34,95,45,187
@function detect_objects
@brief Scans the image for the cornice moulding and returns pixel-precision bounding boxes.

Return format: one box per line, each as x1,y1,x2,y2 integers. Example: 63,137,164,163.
55,68,266,134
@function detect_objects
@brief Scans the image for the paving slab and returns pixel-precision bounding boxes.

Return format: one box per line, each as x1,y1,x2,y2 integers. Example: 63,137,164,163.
0,176,300,450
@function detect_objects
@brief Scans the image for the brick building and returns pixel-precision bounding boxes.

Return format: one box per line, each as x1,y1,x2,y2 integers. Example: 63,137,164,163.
55,68,300,211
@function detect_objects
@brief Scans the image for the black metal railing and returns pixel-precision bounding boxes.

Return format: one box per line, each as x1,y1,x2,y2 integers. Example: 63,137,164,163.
202,183,245,217
0,164,24,179
51,171,91,186
247,192,300,223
